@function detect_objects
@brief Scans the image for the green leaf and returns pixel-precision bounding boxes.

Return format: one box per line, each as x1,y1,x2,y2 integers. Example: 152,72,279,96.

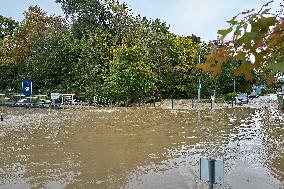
267,62,284,73
251,16,276,33
217,27,233,39
226,19,237,25
238,32,260,44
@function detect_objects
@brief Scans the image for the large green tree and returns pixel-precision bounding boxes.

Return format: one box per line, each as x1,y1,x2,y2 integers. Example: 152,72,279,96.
108,44,156,104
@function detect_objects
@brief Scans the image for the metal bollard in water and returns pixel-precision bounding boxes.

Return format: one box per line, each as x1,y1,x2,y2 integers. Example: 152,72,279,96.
211,99,213,109
192,99,194,108
171,98,174,109
1,113,3,121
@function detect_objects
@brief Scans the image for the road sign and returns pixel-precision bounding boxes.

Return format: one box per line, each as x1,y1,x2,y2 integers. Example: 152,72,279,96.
22,79,32,96
51,93,60,100
200,157,224,185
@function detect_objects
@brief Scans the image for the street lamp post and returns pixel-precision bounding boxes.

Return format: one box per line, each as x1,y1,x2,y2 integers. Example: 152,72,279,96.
198,78,201,101
233,78,236,93
197,55,201,102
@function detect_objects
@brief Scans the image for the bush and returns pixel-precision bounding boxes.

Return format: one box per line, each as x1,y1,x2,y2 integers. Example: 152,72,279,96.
262,87,276,94
225,92,237,102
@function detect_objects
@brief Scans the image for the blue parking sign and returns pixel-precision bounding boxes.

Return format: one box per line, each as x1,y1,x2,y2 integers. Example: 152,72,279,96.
22,79,32,96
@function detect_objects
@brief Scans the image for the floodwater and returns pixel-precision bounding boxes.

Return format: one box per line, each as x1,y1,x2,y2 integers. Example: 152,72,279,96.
0,97,283,189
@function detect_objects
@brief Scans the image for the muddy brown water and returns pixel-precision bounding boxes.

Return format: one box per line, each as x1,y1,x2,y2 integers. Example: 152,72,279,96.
0,105,283,189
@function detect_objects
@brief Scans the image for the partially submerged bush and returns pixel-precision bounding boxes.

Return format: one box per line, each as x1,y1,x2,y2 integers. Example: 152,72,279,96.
225,92,237,102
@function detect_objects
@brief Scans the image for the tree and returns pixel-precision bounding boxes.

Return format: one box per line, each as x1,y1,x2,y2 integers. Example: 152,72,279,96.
109,44,156,104
26,31,80,94
0,6,68,92
55,0,131,39
197,0,284,81
71,28,115,100
0,15,19,39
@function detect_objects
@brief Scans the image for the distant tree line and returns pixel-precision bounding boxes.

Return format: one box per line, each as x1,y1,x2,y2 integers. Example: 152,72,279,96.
0,0,258,104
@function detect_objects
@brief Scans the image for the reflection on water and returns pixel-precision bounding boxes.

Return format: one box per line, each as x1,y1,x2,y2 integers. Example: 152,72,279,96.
0,105,283,189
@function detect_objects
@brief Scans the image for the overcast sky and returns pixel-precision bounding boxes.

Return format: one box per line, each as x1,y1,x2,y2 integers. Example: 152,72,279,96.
0,0,278,40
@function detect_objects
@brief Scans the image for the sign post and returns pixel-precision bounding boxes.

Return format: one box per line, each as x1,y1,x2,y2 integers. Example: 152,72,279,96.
51,93,60,108
200,157,224,189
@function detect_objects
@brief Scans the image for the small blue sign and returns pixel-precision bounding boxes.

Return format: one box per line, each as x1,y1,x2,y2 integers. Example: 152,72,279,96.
22,79,32,96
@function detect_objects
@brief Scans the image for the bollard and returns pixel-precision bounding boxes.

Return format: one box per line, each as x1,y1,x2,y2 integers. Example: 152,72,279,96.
192,99,194,108
208,158,215,189
171,98,174,109
200,157,224,188
1,113,3,121
153,98,155,107
211,99,213,109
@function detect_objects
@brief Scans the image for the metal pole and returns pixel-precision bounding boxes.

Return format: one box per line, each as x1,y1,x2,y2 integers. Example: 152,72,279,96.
1,113,3,121
192,99,194,108
171,98,174,109
198,55,201,102
198,78,201,102
52,99,55,109
211,99,213,109
208,158,215,189
233,78,236,93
